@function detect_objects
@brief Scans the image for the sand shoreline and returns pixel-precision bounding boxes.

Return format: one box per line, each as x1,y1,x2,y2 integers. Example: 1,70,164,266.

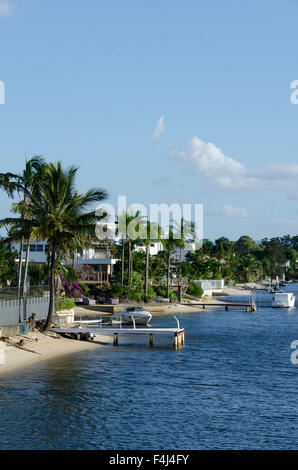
0,331,110,377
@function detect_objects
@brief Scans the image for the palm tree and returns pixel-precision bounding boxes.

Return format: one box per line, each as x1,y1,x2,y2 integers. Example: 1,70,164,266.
161,223,181,299
1,162,108,330
20,158,46,295
117,210,146,285
0,171,23,291
173,218,196,292
116,211,128,286
142,220,162,296
0,156,45,294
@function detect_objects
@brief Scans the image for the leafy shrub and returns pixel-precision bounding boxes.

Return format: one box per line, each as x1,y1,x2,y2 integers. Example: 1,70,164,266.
78,282,89,294
187,281,204,298
56,297,76,311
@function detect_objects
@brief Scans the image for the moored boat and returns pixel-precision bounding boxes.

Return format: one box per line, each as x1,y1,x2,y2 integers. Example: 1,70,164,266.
113,306,152,325
272,292,295,308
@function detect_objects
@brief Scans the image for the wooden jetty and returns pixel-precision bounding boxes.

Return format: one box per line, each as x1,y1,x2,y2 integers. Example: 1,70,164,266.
179,302,257,312
51,323,185,349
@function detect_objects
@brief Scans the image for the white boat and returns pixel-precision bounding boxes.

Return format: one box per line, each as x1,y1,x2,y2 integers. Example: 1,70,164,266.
272,292,295,308
113,306,152,326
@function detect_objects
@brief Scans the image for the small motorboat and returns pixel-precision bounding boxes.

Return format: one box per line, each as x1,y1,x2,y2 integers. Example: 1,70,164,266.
113,306,152,326
272,292,295,308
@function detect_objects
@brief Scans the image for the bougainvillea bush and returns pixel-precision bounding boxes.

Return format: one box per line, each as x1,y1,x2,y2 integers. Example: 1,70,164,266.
59,276,83,299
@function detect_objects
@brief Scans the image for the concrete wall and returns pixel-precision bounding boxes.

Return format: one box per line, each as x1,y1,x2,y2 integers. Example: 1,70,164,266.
195,279,225,290
0,296,51,328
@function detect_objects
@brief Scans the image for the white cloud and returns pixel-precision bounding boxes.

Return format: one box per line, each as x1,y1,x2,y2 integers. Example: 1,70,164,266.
152,115,165,140
0,0,13,17
169,136,298,193
215,204,250,218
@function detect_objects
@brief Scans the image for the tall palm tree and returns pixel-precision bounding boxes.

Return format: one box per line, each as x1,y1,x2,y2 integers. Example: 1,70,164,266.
117,210,146,285
20,157,46,295
161,223,181,299
173,218,196,296
0,171,23,291
0,156,45,294
142,220,162,296
116,211,127,286
1,161,108,329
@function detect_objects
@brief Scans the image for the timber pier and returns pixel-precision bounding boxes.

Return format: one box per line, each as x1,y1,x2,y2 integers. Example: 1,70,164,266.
179,302,257,312
51,315,185,349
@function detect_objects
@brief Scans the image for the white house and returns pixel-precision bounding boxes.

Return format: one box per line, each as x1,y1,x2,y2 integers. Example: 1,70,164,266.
11,240,118,284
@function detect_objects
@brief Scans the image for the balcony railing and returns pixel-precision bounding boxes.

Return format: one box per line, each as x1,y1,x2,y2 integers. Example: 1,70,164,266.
84,272,110,283
76,252,113,261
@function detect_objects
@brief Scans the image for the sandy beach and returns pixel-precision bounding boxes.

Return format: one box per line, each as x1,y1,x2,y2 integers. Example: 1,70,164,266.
0,330,111,376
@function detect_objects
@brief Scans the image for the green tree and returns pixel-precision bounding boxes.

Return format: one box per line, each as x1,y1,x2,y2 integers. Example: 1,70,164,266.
235,235,260,255
0,244,17,285
0,156,46,294
1,162,108,329
117,210,146,285
161,225,182,298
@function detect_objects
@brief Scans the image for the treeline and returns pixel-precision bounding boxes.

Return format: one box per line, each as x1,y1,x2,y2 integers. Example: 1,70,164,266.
114,235,298,290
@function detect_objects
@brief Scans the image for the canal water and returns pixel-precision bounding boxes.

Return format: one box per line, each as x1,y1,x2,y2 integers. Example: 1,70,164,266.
0,285,298,449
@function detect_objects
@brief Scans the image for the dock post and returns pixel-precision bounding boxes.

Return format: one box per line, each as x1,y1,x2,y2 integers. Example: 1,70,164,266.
77,333,81,341
225,305,229,311
173,334,178,349
149,334,154,348
113,333,118,346
181,332,185,345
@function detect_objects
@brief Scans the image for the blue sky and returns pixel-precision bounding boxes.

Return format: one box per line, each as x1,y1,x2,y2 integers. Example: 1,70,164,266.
1,0,298,241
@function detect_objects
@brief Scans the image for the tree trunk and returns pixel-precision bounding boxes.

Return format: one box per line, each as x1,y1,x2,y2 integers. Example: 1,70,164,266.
44,242,56,330
127,239,131,284
167,249,171,299
17,237,24,296
72,250,76,268
145,244,149,295
121,239,125,286
22,239,30,297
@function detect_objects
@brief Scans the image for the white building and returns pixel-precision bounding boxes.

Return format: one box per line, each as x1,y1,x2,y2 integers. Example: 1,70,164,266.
11,240,49,265
195,279,224,296
11,240,118,284
134,241,164,256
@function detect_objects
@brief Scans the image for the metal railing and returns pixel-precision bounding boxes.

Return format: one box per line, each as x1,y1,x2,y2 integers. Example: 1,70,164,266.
0,285,50,300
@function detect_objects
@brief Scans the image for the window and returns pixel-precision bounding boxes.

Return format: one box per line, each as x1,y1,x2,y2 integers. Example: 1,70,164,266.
36,245,44,252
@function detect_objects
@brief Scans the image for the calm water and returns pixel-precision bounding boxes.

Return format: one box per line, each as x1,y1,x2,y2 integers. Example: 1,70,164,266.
0,285,298,450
